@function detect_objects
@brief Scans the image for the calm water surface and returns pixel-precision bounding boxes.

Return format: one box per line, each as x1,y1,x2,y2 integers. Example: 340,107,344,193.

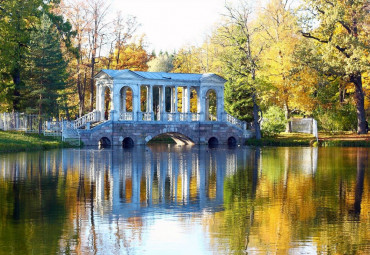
0,146,369,254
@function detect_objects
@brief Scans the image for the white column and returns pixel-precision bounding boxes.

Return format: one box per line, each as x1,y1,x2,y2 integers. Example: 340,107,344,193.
111,88,119,121
199,88,206,121
174,86,179,121
100,87,105,120
161,85,166,121
181,87,185,113
186,86,191,121
205,93,210,121
133,85,141,121
148,85,153,112
217,88,223,121
96,84,100,111
146,86,149,112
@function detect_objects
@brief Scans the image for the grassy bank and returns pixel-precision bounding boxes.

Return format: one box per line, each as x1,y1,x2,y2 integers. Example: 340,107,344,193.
0,131,75,153
246,132,370,147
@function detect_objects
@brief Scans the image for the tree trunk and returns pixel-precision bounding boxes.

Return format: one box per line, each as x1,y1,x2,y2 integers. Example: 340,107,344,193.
11,67,21,111
284,103,292,133
252,94,261,140
350,74,366,134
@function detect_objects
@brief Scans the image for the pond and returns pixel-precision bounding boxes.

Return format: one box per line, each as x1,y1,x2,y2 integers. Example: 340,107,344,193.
0,146,368,254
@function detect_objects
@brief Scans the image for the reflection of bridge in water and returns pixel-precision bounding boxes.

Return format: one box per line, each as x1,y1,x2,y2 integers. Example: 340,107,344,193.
0,146,318,218
74,145,254,217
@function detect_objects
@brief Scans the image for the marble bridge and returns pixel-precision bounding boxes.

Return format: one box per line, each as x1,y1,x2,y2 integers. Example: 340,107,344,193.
63,70,254,147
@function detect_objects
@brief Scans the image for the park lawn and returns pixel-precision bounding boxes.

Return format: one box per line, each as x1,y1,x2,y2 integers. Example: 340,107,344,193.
246,132,370,147
0,130,70,153
246,132,315,146
318,132,370,147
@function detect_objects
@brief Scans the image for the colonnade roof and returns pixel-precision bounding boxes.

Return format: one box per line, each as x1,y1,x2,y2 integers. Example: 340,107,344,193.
95,69,226,84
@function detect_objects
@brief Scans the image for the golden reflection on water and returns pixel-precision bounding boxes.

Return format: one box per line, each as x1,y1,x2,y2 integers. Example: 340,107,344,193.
0,146,368,254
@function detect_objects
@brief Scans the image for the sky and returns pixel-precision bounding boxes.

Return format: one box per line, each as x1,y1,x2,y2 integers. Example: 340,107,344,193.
111,0,238,53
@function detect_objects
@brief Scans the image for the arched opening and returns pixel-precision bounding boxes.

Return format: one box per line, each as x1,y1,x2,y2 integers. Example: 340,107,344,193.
147,132,194,146
228,136,237,147
99,137,111,148
120,87,133,115
208,137,219,148
103,87,112,120
206,89,217,121
122,137,134,148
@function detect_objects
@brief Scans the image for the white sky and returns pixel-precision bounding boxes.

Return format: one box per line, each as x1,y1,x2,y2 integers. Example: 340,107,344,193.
111,0,238,53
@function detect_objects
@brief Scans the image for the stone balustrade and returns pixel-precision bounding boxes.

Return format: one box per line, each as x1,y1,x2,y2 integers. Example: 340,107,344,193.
74,110,100,129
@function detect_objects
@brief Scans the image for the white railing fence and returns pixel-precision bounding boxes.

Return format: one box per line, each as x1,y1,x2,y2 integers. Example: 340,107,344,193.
290,118,318,138
74,110,100,129
226,113,248,130
120,112,134,121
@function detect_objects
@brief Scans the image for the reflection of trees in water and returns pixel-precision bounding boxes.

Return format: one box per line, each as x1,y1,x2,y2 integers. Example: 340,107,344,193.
0,147,368,254
203,147,369,254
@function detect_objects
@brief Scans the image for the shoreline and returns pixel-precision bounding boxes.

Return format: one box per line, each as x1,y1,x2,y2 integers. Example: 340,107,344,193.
0,131,77,153
1,131,369,153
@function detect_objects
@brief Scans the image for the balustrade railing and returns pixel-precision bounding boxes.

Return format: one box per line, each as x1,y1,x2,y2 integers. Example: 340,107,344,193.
74,110,100,129
120,112,134,121
167,113,176,122
191,113,200,121
179,113,187,121
137,112,153,121
226,113,246,130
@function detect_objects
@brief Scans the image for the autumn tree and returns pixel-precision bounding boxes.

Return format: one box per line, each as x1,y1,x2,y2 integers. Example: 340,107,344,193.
300,0,370,134
62,0,90,117
86,0,110,112
108,11,139,69
107,37,150,71
148,52,173,72
259,0,317,131
216,2,266,139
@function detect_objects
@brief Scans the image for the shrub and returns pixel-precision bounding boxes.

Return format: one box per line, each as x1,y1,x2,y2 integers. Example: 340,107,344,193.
313,104,357,132
261,106,287,136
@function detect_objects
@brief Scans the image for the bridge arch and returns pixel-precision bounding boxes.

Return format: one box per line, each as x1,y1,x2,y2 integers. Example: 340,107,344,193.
99,137,111,148
208,136,219,147
227,136,237,147
122,137,134,148
147,131,195,145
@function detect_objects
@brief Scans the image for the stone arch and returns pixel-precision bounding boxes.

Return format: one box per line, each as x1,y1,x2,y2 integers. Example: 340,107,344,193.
208,137,219,147
227,136,237,147
206,89,217,121
147,129,195,145
98,137,111,148
122,137,134,148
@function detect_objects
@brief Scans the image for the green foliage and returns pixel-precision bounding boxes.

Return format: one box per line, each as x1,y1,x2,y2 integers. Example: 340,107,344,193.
313,104,357,132
24,14,68,117
0,0,72,114
147,52,174,72
0,131,74,153
261,106,287,136
224,77,253,121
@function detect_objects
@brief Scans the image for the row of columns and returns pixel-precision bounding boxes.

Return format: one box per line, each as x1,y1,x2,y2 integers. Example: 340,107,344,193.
96,83,224,122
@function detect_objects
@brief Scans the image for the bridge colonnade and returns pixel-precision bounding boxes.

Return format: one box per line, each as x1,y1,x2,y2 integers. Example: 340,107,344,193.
95,70,225,123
